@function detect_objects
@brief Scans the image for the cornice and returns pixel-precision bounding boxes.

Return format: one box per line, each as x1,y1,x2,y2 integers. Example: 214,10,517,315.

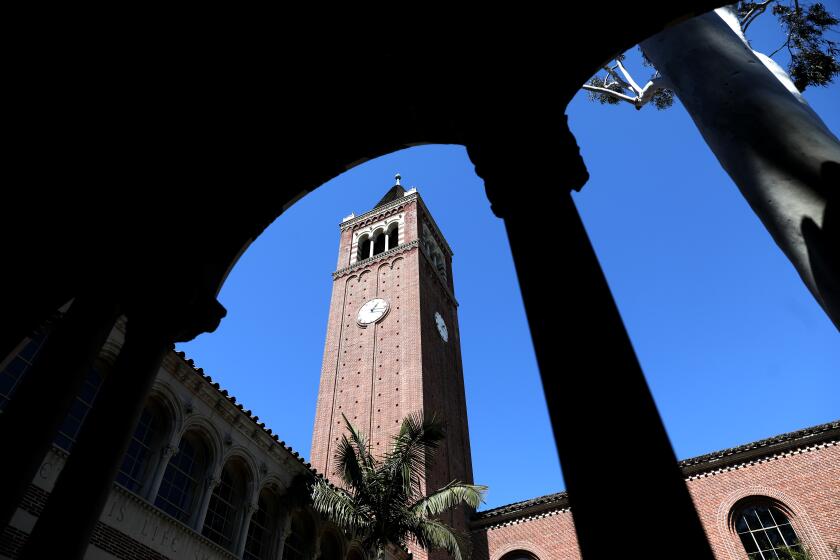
168,351,319,480
470,420,840,529
679,421,840,478
332,240,420,279
471,492,570,530
111,485,239,560
340,193,418,231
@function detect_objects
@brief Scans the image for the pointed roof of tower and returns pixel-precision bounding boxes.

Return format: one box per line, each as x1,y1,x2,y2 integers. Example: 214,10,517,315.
373,173,406,208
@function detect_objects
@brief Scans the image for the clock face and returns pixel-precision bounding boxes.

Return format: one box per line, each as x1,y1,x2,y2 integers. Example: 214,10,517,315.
434,311,448,342
357,298,390,326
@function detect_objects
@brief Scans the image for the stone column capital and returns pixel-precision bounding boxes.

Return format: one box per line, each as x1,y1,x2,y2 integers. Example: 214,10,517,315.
161,444,179,459
465,116,589,219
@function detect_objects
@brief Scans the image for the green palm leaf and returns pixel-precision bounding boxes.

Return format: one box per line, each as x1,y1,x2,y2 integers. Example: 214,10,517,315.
311,478,371,535
411,481,487,517
311,412,485,560
408,517,468,560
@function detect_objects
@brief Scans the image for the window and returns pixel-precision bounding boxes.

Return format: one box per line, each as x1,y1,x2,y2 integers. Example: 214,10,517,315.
202,460,247,550
372,229,386,257
116,404,164,493
500,552,539,560
318,532,341,560
54,367,103,452
0,332,48,411
244,489,278,560
282,513,311,560
387,224,398,250
155,433,208,524
358,235,371,262
734,502,801,560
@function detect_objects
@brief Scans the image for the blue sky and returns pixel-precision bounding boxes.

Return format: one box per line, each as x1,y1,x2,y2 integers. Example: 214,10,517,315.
179,13,840,511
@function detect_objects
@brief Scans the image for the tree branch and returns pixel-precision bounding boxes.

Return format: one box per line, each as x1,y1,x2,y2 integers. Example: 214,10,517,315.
615,59,644,94
638,76,672,106
603,66,634,93
770,32,792,58
581,84,639,104
741,0,775,32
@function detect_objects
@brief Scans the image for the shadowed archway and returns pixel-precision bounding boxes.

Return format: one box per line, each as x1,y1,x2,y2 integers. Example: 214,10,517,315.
2,7,736,559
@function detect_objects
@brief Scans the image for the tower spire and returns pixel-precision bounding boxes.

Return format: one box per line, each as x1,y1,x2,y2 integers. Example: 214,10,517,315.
395,172,401,186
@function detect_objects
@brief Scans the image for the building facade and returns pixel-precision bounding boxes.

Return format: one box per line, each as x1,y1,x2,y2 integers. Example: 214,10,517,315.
310,181,474,560
1,180,838,560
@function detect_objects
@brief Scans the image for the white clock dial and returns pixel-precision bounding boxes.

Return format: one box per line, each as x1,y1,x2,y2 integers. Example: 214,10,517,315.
357,298,390,326
434,311,448,342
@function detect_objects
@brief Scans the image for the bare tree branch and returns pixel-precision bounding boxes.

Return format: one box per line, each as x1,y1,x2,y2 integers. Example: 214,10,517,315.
581,84,639,104
616,59,644,94
741,0,776,32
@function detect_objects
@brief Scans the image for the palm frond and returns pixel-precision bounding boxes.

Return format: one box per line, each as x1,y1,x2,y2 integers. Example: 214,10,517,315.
408,517,467,560
335,414,378,492
383,412,446,498
411,481,487,517
336,433,368,490
311,479,372,535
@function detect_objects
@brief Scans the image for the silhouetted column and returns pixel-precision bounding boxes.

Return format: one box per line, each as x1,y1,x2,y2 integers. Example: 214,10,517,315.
467,117,715,559
0,295,120,529
21,315,169,560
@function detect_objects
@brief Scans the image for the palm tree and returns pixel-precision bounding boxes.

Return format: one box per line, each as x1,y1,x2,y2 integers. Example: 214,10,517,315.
310,412,487,560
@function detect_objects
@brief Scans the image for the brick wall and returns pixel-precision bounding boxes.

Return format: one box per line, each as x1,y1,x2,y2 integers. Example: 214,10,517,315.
472,437,838,560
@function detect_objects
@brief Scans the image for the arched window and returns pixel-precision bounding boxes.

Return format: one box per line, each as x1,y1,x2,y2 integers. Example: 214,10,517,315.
433,252,447,280
154,432,209,524
319,532,341,560
282,512,312,560
244,488,279,560
734,501,801,559
358,235,371,262
500,551,539,560
372,229,386,257
346,549,366,560
202,459,249,550
0,331,49,411
54,367,103,452
116,400,168,493
387,223,398,250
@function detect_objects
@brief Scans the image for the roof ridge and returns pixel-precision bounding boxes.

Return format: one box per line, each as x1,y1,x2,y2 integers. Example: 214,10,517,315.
172,349,321,478
474,418,840,521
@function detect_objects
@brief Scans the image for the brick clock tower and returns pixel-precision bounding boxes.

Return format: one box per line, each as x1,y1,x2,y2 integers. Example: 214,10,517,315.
311,176,474,557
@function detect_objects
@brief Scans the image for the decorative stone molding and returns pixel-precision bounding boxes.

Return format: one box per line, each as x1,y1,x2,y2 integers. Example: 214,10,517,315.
479,506,571,531
419,243,459,307
161,444,178,460
491,541,550,560
715,485,834,560
339,193,418,230
684,440,838,481
333,241,420,279
415,196,453,256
